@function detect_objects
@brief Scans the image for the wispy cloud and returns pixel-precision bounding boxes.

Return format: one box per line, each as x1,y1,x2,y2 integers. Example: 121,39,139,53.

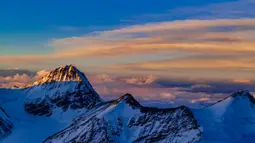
3,18,255,60
232,79,254,84
107,54,255,70
121,75,156,85
106,53,255,80
2,18,255,80
191,97,211,104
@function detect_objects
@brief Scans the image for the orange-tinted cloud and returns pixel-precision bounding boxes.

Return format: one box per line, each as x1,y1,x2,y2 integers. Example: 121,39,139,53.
2,18,255,63
108,55,255,70
0,74,33,88
159,92,176,100
0,70,49,88
1,18,255,80
122,75,156,85
34,70,50,80
105,53,255,80
87,74,115,84
232,79,253,84
51,19,255,58
191,97,211,104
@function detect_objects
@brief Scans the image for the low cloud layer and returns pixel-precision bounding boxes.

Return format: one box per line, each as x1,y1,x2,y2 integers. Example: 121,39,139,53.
1,69,255,108
121,75,156,85
0,69,36,77
88,74,255,107
0,70,49,88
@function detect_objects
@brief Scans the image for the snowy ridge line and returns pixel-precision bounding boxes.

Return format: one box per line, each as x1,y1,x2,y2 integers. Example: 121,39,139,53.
205,90,254,107
0,106,10,118
193,90,255,143
43,93,201,143
43,102,112,143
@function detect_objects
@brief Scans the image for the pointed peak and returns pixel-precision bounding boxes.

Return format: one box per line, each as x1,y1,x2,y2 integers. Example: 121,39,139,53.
210,90,255,107
113,93,142,108
231,90,251,98
55,64,78,72
121,93,134,99
24,64,91,88
39,64,83,83
231,90,255,104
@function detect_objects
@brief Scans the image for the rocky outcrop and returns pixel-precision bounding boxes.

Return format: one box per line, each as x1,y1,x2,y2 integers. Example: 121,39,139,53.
44,94,201,143
23,65,102,116
0,106,13,139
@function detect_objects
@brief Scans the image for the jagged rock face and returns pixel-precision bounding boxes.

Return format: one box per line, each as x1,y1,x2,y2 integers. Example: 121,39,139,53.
44,94,201,143
0,106,13,139
25,65,91,87
128,107,200,143
24,65,102,116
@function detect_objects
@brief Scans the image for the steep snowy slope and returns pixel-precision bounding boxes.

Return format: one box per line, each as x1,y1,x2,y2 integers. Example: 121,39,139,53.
0,106,13,140
44,94,202,143
193,90,255,143
23,65,102,116
0,88,79,143
0,65,103,142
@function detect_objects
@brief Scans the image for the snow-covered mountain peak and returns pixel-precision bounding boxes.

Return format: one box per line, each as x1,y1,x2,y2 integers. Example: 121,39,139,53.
231,90,255,102
25,64,91,88
45,64,82,81
231,90,250,97
193,90,255,142
113,93,142,109
208,90,254,108
23,65,102,116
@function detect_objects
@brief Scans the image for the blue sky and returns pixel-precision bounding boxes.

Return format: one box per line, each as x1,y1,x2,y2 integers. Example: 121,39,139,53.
0,0,236,55
1,0,255,81
1,0,255,105
0,0,233,30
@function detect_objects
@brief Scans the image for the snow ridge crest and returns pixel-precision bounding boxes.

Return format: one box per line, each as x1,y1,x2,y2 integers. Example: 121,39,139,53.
113,93,142,108
231,90,255,104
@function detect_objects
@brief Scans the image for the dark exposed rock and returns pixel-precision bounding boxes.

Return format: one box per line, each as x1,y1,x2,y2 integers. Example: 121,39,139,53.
0,106,13,139
24,84,101,116
24,100,52,116
43,94,201,143
23,65,102,116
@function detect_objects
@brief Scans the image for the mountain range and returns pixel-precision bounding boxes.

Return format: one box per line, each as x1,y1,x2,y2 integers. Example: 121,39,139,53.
0,65,254,143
